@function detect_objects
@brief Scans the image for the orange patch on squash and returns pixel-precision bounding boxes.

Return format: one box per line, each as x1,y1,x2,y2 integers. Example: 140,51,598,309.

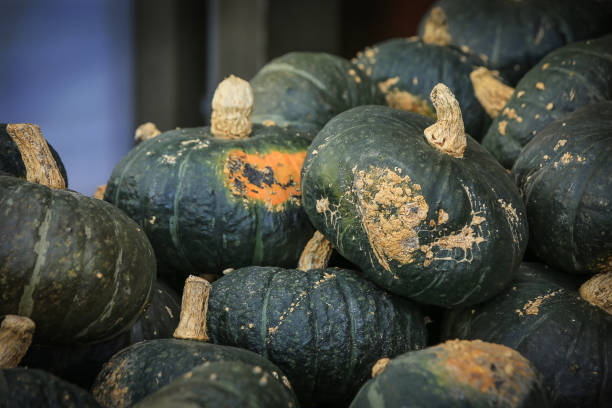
224,149,306,210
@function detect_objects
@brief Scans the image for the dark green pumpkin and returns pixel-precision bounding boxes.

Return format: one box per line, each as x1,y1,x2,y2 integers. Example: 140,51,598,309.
0,368,101,408
20,281,180,389
350,339,550,408
0,173,155,344
92,339,293,408
482,34,612,168
353,37,491,141
512,101,612,274
0,123,68,186
301,93,528,307
418,0,612,84
132,361,298,408
251,51,384,136
207,266,427,407
442,262,612,407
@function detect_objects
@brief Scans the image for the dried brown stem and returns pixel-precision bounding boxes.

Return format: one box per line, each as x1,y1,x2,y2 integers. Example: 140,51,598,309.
422,7,451,46
134,122,161,143
0,315,35,368
297,231,334,271
579,272,612,315
173,275,212,341
424,83,467,158
470,67,515,118
211,75,254,139
371,357,391,378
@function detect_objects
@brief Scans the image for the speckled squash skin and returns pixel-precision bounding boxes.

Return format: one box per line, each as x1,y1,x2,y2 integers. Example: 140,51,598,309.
104,125,313,285
418,0,612,84
0,175,156,344
482,34,612,168
132,361,299,408
350,340,550,408
301,105,528,307
0,368,101,408
353,37,491,141
207,266,427,407
512,101,612,274
0,124,68,185
21,281,180,389
443,263,612,408
92,339,292,408
251,52,384,136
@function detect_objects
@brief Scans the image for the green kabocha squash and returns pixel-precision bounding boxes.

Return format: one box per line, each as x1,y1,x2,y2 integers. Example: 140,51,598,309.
0,127,156,344
21,281,180,389
302,84,528,307
251,52,384,136
0,123,68,185
480,34,612,168
350,339,550,408
92,277,295,408
206,233,427,407
512,101,612,274
353,36,491,141
443,262,612,408
418,1,612,85
104,76,313,287
132,360,298,408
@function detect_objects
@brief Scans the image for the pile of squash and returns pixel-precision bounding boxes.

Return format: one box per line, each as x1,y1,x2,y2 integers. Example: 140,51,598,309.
1,0,611,407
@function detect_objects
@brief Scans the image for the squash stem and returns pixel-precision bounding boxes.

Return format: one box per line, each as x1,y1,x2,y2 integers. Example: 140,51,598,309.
134,122,161,143
0,315,35,369
211,75,254,139
422,7,451,46
173,275,212,341
470,67,515,118
6,124,66,189
297,231,334,271
579,272,612,315
424,83,467,158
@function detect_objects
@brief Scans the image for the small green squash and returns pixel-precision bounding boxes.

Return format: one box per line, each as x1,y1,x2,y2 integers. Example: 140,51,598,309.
104,77,314,285
0,127,156,344
350,339,550,408
251,52,384,135
301,84,528,307
132,361,298,408
481,34,612,168
443,263,612,407
512,101,612,274
418,1,612,84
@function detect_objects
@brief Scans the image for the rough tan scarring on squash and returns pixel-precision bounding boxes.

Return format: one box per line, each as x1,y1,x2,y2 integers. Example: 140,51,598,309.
6,123,66,189
134,122,161,143
371,357,391,378
424,84,466,158
498,120,508,135
580,272,612,314
422,6,451,46
211,75,254,139
297,231,334,271
497,198,521,245
518,289,564,316
174,275,212,341
0,315,35,369
470,67,515,118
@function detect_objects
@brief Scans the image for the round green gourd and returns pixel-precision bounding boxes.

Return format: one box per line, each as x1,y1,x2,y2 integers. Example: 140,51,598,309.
132,361,298,408
418,1,612,84
251,51,384,136
104,77,313,285
481,34,612,168
206,234,428,407
442,262,612,408
350,339,550,408
301,84,528,307
0,128,155,344
512,101,612,274
353,36,491,141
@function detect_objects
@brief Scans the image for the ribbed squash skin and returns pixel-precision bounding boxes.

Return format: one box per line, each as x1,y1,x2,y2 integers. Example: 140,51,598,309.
0,175,155,344
419,0,612,84
104,125,313,285
251,52,384,136
92,339,290,408
0,124,68,185
133,361,299,408
21,281,180,389
207,266,427,407
482,34,612,168
443,263,612,408
301,106,528,307
513,101,612,274
353,37,491,140
350,340,550,408
0,368,101,408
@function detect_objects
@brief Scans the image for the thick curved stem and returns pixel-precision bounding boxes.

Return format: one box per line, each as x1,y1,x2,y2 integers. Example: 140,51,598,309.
134,122,161,143
173,275,212,341
424,84,467,158
297,231,334,271
470,67,515,118
211,75,254,139
0,315,35,368
579,272,611,315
